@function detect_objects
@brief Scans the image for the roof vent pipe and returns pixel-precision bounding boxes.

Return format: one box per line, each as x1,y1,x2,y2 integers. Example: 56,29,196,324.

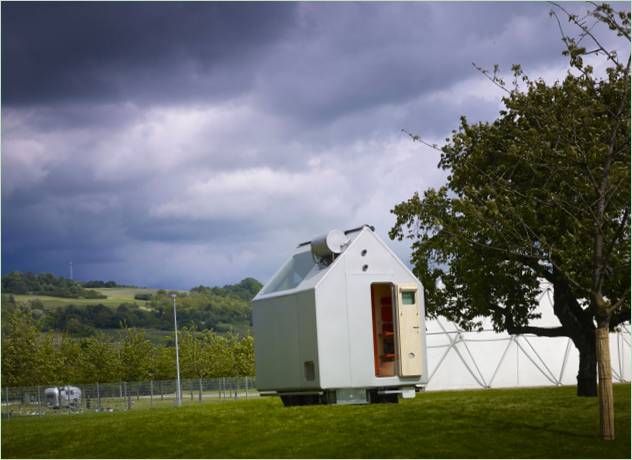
310,229,350,260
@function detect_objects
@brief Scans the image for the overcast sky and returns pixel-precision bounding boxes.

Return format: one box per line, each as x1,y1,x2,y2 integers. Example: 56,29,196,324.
2,1,625,289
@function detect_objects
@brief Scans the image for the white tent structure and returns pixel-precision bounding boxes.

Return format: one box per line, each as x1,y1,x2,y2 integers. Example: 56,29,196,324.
425,285,631,391
252,225,428,405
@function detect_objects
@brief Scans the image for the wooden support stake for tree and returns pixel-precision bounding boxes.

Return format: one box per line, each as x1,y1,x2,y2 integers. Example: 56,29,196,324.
596,326,615,440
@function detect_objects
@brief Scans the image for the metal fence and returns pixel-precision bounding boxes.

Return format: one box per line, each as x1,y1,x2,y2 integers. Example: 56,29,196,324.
2,377,257,418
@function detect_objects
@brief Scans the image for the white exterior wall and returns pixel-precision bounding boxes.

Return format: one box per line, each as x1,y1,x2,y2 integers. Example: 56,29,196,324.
252,289,319,391
313,259,352,388
315,229,428,389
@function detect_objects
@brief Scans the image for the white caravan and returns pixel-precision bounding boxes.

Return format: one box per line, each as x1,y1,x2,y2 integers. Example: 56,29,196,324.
44,386,81,409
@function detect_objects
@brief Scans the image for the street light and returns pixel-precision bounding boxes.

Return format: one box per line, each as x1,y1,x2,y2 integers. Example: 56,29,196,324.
172,293,182,407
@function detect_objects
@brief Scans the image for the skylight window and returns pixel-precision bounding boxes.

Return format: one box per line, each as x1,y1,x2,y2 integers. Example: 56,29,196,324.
261,250,316,294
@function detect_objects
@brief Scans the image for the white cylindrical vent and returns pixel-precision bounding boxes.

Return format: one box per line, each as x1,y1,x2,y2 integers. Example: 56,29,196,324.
310,229,349,258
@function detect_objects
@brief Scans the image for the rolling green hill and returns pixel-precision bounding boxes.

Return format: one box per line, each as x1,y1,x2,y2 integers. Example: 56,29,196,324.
2,273,262,340
11,287,159,309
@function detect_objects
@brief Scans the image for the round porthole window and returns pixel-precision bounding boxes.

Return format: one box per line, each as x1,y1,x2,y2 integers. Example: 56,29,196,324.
362,264,368,271
361,249,367,256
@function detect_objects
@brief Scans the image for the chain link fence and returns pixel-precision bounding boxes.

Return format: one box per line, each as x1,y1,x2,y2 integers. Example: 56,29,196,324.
2,377,258,418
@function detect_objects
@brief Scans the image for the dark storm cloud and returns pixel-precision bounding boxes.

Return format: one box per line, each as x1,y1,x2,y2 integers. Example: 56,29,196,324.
2,1,297,106
5,1,624,288
253,2,567,124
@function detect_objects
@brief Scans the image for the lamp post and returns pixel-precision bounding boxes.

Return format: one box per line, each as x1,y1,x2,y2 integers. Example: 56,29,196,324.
172,294,182,407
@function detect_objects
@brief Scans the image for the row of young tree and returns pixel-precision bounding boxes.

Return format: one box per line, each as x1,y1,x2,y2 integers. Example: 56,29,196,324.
1,309,255,388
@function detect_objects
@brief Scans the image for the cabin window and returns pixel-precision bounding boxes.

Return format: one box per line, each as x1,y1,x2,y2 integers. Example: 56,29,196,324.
402,291,415,305
261,250,316,294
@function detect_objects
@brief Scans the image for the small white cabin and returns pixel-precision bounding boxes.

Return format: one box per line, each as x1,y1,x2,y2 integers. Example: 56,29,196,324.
252,225,428,405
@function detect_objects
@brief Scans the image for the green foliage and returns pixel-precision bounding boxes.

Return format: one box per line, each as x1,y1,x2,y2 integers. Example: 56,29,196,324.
1,310,256,385
191,277,263,301
178,329,252,379
1,309,49,386
149,282,254,334
1,277,261,386
233,335,255,377
391,4,630,335
7,278,258,338
82,280,119,288
1,272,106,299
150,346,176,380
133,293,153,301
2,385,630,458
119,329,153,382
79,334,121,384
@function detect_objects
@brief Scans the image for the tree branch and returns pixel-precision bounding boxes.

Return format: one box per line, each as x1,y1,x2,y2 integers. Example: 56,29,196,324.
550,2,623,68
471,63,511,94
401,129,442,153
509,325,568,337
609,309,631,329
488,304,568,337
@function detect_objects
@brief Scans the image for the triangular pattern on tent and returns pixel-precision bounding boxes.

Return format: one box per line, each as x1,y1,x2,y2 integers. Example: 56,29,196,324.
425,290,630,391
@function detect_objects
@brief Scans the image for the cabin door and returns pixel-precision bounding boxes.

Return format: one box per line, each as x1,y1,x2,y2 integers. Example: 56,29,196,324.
394,284,423,377
371,283,397,377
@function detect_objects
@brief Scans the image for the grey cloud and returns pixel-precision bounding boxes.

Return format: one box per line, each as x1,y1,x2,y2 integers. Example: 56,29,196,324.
253,2,569,124
4,1,621,288
2,2,297,106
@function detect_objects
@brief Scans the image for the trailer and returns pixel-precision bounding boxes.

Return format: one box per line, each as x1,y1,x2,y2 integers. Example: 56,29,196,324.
252,225,428,405
44,386,81,409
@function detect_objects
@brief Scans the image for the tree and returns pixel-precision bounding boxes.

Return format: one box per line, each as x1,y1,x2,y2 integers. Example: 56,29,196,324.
391,3,629,440
150,345,176,381
79,334,121,384
233,335,255,377
119,328,154,383
1,309,48,386
202,331,235,378
52,334,84,384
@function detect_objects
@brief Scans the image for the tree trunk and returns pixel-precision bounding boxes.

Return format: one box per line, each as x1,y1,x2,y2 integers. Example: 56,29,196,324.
596,325,615,440
575,333,597,397
551,272,598,396
577,349,597,396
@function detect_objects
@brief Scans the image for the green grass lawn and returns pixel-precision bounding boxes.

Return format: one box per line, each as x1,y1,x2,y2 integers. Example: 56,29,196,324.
2,384,629,458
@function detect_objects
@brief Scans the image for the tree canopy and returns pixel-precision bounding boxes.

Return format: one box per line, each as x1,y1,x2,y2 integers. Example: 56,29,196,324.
391,2,629,400
1,309,256,387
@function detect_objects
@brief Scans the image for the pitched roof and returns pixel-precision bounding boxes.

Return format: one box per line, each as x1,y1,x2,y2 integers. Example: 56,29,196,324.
254,225,372,300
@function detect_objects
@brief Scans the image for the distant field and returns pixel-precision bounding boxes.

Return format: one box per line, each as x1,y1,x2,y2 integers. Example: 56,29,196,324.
2,385,630,458
12,287,160,309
